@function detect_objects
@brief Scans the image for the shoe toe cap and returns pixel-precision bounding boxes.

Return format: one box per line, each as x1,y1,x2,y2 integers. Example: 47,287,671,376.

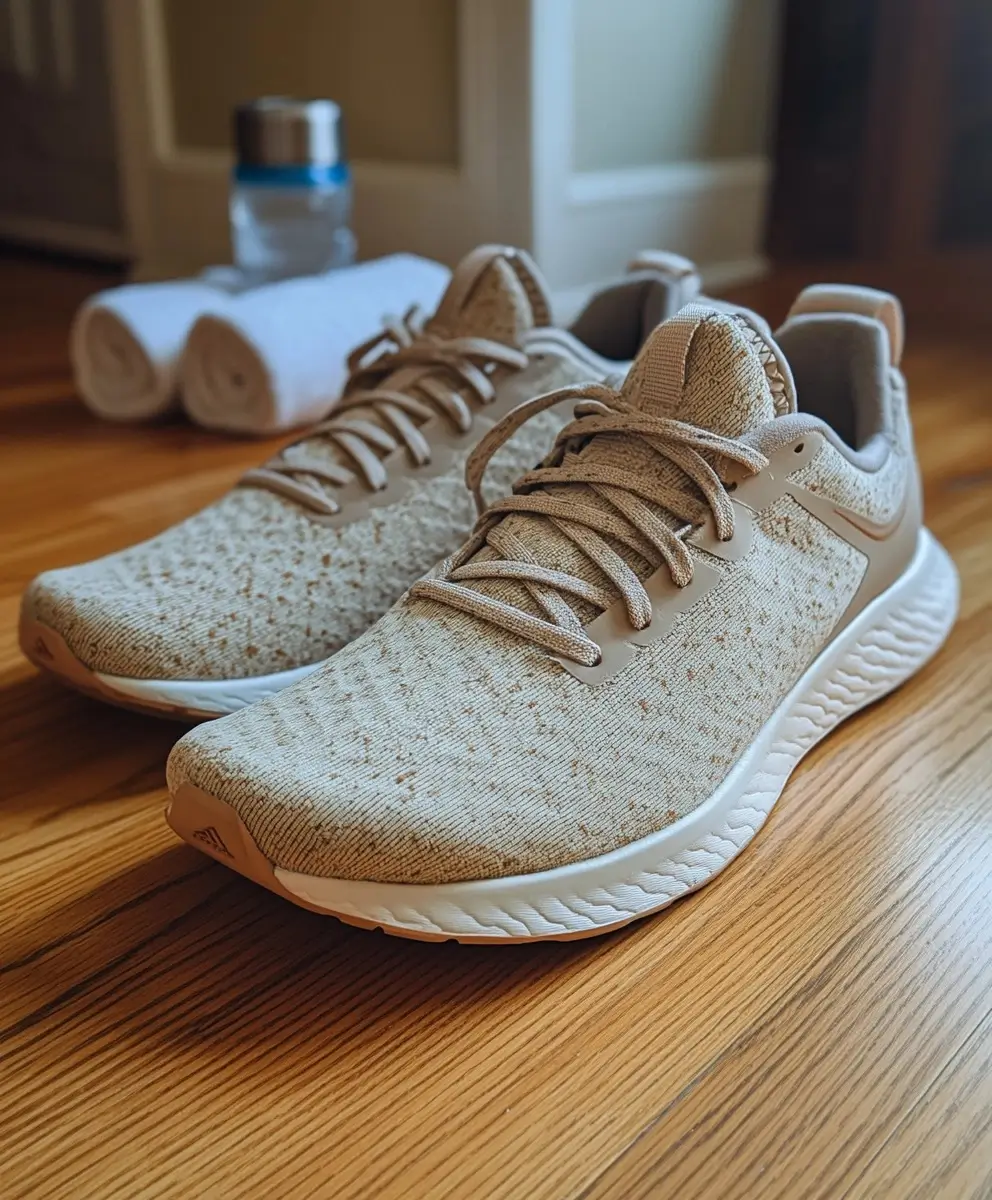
22,565,183,679
166,694,591,887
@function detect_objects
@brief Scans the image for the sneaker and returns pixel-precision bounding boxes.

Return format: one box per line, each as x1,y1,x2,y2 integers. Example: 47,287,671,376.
167,286,959,943
19,245,699,719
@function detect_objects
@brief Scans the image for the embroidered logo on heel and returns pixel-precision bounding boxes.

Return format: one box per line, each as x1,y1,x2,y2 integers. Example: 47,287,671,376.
191,826,233,858
33,636,54,662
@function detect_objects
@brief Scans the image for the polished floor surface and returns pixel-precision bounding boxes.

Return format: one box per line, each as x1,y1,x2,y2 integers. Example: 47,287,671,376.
2,253,991,1198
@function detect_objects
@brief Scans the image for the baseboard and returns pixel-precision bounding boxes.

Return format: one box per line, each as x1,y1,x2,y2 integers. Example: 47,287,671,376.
0,214,130,261
564,159,770,208
121,148,773,303
120,151,515,282
538,156,773,300
699,255,772,292
551,254,771,327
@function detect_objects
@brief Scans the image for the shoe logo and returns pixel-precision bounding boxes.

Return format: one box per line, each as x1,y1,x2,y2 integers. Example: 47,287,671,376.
786,479,909,546
33,636,54,662
829,494,908,542
191,826,233,858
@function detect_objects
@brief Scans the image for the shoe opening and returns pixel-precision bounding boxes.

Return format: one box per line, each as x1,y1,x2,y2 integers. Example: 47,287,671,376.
568,272,690,363
776,313,891,452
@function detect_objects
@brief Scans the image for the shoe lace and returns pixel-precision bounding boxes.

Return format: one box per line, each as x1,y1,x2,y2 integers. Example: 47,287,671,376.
410,382,769,666
241,306,529,516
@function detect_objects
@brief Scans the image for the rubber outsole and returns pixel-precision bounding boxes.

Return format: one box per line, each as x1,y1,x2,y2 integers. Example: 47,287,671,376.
166,529,959,944
18,616,320,722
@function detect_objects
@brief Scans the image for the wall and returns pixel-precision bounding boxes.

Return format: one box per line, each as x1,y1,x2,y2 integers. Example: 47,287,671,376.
163,0,459,166
104,0,779,287
572,0,781,172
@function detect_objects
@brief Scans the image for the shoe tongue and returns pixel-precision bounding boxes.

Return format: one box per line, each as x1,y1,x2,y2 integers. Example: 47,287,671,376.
621,302,797,435
427,244,553,346
433,302,797,634
271,246,549,501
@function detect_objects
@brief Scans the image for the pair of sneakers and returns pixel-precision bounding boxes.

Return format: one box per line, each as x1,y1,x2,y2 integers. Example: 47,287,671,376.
21,246,958,943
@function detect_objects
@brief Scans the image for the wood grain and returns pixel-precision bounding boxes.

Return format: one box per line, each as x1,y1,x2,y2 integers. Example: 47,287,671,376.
1,253,991,1199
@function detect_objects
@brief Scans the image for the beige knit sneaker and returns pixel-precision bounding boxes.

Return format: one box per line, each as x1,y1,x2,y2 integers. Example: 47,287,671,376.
19,245,699,719
167,285,959,943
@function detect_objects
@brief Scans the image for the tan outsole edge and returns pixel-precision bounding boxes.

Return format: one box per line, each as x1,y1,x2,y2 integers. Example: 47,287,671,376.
19,616,217,722
166,783,638,945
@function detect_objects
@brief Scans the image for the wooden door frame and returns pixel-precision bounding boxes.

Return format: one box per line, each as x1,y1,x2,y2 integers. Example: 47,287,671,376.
102,0,534,279
102,0,775,295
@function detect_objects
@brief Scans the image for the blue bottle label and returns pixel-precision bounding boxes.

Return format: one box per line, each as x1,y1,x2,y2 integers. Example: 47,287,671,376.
233,162,351,187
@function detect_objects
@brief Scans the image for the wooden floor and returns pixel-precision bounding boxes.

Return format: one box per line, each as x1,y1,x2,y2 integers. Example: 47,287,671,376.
2,252,992,1200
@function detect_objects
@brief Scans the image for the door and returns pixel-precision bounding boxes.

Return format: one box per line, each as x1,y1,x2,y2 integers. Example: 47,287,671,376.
767,0,992,319
0,0,126,257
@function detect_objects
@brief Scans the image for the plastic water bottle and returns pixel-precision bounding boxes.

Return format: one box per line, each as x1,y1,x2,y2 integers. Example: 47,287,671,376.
230,97,357,285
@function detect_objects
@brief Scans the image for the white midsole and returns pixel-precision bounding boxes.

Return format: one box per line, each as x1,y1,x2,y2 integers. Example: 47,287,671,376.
96,659,324,715
275,529,959,940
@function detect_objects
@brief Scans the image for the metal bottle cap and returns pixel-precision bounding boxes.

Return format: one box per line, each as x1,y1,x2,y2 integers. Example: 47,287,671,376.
234,97,346,169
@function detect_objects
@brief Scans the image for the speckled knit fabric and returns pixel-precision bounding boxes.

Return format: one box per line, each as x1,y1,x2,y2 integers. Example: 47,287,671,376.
168,305,885,883
22,250,596,680
450,306,789,625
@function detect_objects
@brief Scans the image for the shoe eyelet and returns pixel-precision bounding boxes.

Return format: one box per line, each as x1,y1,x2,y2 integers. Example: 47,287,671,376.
727,481,738,493
794,441,805,454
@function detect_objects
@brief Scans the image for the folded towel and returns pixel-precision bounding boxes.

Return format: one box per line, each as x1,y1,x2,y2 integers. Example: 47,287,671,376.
71,280,230,422
180,254,451,435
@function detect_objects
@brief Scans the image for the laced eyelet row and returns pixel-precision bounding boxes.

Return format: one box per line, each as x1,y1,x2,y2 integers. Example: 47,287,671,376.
240,307,528,516
412,382,769,666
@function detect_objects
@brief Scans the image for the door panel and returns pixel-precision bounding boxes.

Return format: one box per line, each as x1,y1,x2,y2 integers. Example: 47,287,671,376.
0,0,125,254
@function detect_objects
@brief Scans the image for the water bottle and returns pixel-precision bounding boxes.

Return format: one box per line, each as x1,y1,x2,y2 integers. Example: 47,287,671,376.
230,97,357,285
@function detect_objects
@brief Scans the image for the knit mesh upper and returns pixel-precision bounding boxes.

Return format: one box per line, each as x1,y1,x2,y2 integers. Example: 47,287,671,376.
166,307,893,884
23,252,589,680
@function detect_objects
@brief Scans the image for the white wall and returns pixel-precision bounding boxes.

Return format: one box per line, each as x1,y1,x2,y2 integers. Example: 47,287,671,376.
531,0,782,298
572,0,781,172
104,0,781,289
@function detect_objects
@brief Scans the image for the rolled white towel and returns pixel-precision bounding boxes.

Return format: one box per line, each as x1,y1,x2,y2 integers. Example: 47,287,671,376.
71,280,229,422
180,254,451,435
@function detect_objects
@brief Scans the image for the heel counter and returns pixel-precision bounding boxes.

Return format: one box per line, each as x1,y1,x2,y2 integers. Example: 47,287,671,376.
889,365,924,527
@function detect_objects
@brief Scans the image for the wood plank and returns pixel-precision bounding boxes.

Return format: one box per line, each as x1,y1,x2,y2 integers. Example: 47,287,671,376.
851,1013,992,1198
